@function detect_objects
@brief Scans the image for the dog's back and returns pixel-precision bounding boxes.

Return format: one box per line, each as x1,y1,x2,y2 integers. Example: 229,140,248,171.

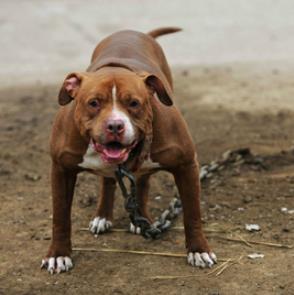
88,27,181,87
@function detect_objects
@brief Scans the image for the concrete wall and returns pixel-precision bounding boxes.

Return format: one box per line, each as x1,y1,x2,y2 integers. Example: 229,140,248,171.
1,0,294,86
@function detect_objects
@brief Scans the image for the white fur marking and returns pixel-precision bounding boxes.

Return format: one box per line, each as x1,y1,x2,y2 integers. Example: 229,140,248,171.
64,257,73,271
112,84,117,104
111,85,135,144
141,157,161,170
48,257,55,274
42,256,73,274
79,145,162,177
89,216,113,236
129,222,141,235
78,143,116,177
56,257,65,273
201,252,214,268
187,252,217,268
210,252,217,263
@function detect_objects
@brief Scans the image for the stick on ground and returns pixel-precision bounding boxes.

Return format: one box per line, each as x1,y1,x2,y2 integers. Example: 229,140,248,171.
73,247,228,261
215,236,293,249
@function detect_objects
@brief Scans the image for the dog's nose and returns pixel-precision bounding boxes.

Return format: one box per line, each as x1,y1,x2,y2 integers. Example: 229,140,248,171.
106,119,125,135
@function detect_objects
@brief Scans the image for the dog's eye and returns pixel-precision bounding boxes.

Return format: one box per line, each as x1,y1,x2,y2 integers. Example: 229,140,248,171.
88,99,100,108
128,99,140,108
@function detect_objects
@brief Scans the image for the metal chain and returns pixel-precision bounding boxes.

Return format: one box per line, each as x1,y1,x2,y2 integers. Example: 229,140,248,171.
115,148,263,240
115,165,182,239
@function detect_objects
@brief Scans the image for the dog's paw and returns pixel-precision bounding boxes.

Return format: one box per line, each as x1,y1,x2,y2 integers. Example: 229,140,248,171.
89,216,112,236
41,256,73,274
187,252,217,268
129,222,142,235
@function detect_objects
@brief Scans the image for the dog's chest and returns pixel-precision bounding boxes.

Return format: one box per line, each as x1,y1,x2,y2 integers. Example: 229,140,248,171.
78,144,161,177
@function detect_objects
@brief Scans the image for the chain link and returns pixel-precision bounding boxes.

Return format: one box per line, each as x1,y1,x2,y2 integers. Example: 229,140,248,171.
115,148,264,239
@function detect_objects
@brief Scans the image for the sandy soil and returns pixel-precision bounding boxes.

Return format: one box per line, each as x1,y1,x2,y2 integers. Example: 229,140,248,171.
0,65,293,295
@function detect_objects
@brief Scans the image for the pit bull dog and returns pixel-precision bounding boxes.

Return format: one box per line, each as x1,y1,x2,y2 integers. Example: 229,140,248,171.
41,27,217,274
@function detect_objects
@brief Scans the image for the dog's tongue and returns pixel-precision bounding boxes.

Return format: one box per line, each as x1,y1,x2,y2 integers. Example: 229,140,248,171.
102,146,128,163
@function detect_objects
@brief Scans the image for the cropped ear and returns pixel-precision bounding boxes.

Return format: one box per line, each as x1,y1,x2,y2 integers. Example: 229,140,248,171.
58,73,83,105
144,74,173,106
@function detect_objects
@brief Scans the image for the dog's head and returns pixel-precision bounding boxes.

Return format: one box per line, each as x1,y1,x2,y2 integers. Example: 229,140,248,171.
58,67,173,164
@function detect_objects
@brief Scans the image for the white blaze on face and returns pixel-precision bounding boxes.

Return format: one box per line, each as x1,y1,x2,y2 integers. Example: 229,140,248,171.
111,84,135,144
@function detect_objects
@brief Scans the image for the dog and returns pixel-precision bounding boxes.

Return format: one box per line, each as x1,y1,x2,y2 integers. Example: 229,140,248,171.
41,27,217,274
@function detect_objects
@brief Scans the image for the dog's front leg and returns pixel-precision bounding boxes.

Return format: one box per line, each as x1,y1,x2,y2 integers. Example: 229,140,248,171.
89,177,116,236
129,174,153,235
41,161,77,274
172,161,217,268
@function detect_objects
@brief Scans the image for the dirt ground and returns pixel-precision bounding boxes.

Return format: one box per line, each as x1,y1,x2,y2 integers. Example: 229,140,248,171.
0,65,293,295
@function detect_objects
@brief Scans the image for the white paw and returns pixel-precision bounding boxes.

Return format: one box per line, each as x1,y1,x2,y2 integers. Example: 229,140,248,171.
129,222,141,235
89,217,112,236
187,252,217,268
41,256,73,274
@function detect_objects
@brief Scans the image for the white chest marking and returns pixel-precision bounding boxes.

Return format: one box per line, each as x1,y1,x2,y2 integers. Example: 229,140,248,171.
135,157,162,176
140,157,161,170
79,144,162,177
78,144,116,177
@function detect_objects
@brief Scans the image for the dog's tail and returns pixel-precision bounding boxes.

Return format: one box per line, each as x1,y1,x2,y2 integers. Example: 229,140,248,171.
147,27,182,38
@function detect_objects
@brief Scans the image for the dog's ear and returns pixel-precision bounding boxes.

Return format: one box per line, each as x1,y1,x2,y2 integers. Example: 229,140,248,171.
144,74,173,106
58,73,83,106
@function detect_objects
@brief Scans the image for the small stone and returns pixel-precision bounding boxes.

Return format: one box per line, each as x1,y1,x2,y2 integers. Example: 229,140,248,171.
245,224,261,232
209,204,221,211
243,195,253,204
248,253,264,259
281,207,294,214
222,150,232,161
200,167,208,180
209,162,219,172
24,173,41,181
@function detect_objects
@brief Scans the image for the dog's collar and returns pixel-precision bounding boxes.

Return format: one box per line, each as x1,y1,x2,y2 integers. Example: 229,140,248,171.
123,132,153,172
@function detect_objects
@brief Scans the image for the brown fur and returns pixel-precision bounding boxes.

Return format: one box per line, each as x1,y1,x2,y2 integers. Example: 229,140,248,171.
45,27,212,266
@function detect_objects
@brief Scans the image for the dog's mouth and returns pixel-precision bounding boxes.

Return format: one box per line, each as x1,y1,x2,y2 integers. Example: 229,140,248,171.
91,139,137,164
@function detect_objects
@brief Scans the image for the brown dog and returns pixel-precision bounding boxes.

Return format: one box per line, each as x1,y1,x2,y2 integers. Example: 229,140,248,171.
41,27,216,274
